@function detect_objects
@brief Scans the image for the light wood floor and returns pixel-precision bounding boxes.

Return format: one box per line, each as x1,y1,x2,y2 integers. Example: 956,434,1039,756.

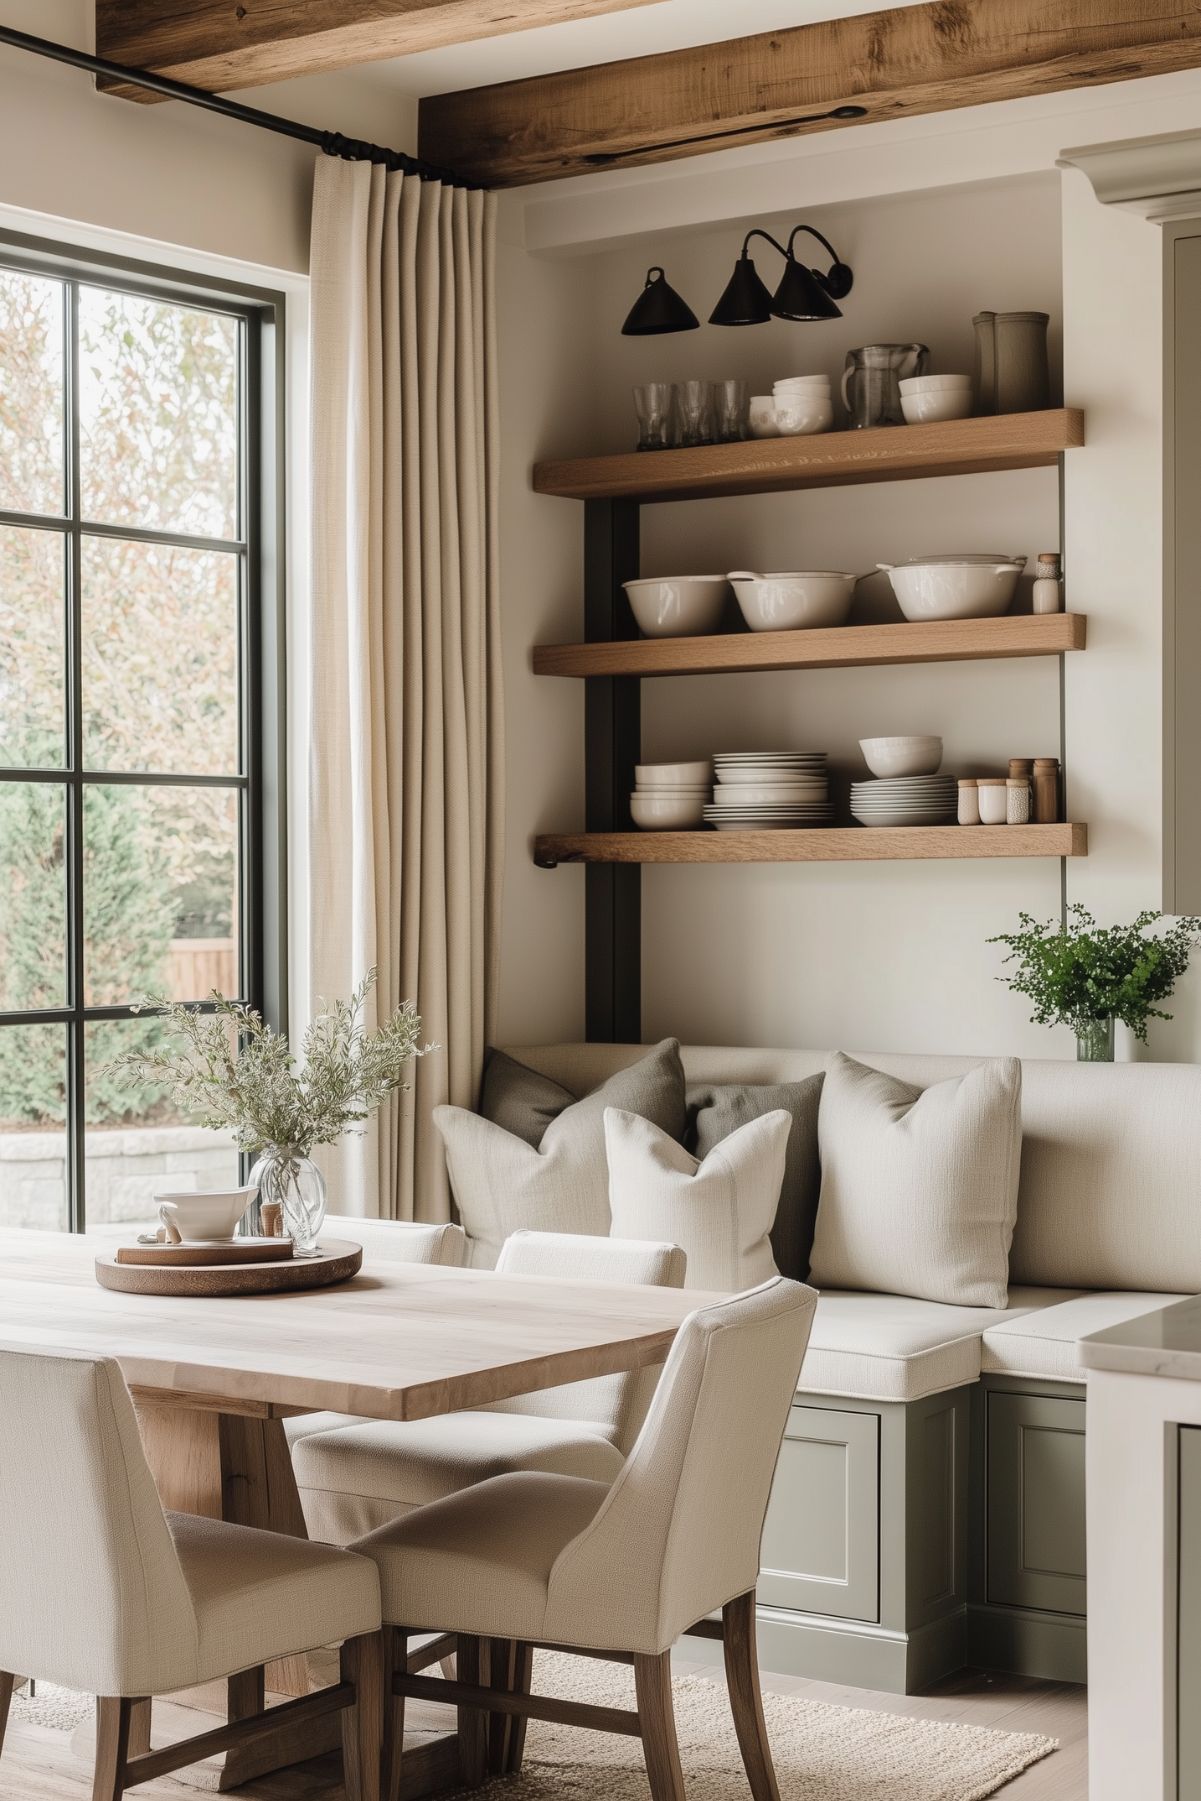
0,1662,1087,1799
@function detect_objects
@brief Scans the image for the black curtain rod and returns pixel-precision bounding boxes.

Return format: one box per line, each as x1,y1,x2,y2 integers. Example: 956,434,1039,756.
0,24,475,189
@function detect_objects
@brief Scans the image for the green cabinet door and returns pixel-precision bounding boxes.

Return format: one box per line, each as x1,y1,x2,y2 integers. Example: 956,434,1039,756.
987,1390,1087,1617
759,1404,880,1623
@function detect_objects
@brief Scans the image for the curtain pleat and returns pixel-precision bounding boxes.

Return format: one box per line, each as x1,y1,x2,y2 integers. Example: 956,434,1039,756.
308,158,501,1221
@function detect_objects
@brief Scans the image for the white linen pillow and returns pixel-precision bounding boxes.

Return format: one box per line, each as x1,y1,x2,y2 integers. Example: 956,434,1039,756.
605,1105,789,1291
808,1052,1022,1308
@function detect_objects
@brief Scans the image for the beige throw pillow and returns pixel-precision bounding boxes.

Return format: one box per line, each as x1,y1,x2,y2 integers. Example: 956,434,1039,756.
808,1053,1022,1308
605,1106,789,1291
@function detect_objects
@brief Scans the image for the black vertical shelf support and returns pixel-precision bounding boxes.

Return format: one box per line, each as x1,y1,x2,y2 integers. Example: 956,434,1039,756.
584,498,642,1041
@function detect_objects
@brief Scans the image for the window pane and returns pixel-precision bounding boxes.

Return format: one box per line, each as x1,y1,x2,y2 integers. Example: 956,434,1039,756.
78,288,238,540
86,1017,239,1227
82,536,239,774
84,785,240,1006
0,782,67,1009
0,1024,68,1230
0,526,66,769
0,268,64,516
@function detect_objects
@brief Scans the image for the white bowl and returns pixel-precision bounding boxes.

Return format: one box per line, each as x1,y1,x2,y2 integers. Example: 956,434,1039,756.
899,374,973,393
630,790,706,830
748,397,778,439
729,571,857,631
774,379,831,393
879,557,1026,621
773,404,833,437
622,576,730,637
636,761,712,787
901,391,973,424
156,1187,256,1244
775,374,832,387
711,783,826,805
858,735,944,777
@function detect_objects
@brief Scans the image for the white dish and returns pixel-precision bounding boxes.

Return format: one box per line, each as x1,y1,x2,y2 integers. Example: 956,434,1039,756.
636,761,712,787
851,778,957,793
858,735,943,778
631,790,707,830
879,557,1026,621
622,575,730,637
711,786,827,806
156,1187,256,1244
708,818,831,831
775,374,832,387
729,570,858,632
715,750,827,761
748,396,778,438
899,374,972,393
774,403,833,438
901,391,973,424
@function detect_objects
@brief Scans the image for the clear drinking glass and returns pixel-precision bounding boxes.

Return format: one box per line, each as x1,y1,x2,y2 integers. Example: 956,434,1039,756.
712,379,750,443
632,383,673,452
672,380,715,448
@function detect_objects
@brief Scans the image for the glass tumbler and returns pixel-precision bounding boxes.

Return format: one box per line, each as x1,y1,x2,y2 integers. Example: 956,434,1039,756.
672,380,715,448
632,383,673,452
713,379,750,442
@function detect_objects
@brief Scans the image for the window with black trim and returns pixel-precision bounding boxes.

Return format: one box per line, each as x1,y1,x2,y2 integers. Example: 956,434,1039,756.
0,237,284,1231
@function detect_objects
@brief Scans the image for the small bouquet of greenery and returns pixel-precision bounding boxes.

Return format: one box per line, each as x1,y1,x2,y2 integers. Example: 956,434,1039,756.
989,905,1201,1043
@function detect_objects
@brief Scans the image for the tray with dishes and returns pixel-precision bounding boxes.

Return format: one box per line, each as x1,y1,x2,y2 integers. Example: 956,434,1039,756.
95,1237,363,1298
114,1237,294,1267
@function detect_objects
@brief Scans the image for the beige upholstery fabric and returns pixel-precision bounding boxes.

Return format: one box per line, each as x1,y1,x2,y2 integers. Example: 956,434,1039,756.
801,1288,1082,1402
605,1107,786,1291
981,1290,1188,1383
292,1231,684,1543
309,156,501,1224
0,1347,379,1698
436,1041,686,1268
504,1044,1201,1294
355,1278,817,1654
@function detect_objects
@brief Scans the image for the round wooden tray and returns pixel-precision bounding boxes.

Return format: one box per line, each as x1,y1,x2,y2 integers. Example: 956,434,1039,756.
95,1238,362,1298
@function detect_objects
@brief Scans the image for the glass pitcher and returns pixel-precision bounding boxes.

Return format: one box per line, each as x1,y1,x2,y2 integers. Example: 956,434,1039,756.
841,344,928,429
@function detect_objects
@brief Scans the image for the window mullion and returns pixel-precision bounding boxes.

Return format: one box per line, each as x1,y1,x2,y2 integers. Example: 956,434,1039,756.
64,278,86,1234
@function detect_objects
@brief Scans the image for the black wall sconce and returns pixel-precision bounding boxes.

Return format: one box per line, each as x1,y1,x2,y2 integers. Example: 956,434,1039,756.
621,224,853,334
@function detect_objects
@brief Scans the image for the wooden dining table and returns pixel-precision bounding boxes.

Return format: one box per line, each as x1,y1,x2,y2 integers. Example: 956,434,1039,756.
0,1221,711,1794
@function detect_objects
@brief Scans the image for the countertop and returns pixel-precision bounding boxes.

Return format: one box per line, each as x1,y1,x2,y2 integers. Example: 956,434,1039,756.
1082,1293,1201,1380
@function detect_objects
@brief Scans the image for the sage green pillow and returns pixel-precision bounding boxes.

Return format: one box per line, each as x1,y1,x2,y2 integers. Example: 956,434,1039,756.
686,1076,824,1280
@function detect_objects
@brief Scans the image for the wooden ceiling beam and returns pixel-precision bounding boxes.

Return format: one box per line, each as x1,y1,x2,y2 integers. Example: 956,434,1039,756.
93,0,663,101
418,0,1201,188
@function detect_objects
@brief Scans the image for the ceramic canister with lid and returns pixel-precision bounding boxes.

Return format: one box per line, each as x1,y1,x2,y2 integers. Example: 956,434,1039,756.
1006,778,1031,824
957,778,980,826
977,778,1008,825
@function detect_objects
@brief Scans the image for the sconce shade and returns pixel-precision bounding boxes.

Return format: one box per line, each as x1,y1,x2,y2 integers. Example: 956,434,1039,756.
708,254,776,327
621,266,699,335
771,257,844,321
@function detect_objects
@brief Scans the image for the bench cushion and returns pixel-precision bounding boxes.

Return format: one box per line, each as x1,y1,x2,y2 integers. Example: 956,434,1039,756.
981,1291,1188,1383
801,1288,1082,1402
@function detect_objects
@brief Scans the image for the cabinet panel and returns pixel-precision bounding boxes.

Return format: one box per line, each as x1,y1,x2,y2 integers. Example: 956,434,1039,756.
759,1404,879,1623
987,1391,1086,1616
1178,1426,1201,1800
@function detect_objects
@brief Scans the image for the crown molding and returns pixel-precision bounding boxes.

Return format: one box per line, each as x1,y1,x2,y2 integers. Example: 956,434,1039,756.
1058,129,1201,221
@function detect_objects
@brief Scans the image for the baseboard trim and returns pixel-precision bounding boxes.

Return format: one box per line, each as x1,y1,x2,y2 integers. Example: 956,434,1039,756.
682,1603,965,1695
967,1602,1087,1683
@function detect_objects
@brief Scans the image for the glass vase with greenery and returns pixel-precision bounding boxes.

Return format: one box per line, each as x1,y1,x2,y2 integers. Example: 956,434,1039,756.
104,972,429,1250
989,905,1201,1060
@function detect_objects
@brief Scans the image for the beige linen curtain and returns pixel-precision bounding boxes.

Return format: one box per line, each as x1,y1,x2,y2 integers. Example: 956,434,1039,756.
308,155,502,1221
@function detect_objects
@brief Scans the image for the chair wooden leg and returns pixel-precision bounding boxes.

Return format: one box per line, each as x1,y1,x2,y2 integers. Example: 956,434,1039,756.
633,1652,686,1801
127,1697,152,1759
455,1636,488,1787
486,1639,515,1774
93,1697,132,1801
0,1672,14,1758
340,1633,384,1801
722,1591,780,1801
505,1642,534,1774
381,1628,408,1801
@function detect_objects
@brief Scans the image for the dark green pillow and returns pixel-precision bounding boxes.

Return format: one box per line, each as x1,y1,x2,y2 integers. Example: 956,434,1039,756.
480,1039,687,1149
686,1076,825,1280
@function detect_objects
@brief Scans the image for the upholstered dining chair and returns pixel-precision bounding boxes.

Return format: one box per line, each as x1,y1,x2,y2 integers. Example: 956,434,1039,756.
0,1346,383,1801
290,1230,687,1544
352,1276,817,1801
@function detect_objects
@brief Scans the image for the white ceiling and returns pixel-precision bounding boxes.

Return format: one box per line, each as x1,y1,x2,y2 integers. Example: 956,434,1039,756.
373,0,930,98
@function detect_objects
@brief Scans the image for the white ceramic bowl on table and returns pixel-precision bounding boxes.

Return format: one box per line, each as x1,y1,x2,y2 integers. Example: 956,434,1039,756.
729,570,857,631
773,401,833,437
636,760,712,788
622,575,730,637
630,790,707,830
899,374,972,394
748,397,778,438
901,391,973,424
859,735,943,778
879,555,1026,621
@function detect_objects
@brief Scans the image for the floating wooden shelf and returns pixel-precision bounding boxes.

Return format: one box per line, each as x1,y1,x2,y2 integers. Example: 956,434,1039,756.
533,409,1084,504
534,824,1087,866
533,611,1086,679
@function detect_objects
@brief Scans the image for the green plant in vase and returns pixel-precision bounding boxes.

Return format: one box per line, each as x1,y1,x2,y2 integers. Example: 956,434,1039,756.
989,905,1201,1060
104,971,430,1251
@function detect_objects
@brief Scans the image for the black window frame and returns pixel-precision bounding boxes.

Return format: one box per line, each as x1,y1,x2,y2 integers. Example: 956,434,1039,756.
0,228,287,1230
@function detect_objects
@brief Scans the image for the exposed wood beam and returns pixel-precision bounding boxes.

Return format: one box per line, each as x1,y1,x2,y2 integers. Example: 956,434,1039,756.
418,0,1201,188
93,0,662,101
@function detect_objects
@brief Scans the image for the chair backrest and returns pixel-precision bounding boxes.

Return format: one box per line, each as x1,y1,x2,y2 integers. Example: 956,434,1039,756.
352,1218,468,1265
543,1277,817,1653
487,1230,687,1451
0,1345,197,1696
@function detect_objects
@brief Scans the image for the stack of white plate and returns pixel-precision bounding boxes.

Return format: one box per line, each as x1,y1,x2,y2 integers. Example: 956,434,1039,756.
704,751,832,830
849,774,958,827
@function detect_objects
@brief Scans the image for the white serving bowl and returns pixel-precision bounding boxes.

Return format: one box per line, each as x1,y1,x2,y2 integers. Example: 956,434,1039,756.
636,761,712,787
630,790,706,830
622,575,730,637
901,391,973,424
711,783,826,805
858,735,944,778
773,406,833,438
775,374,832,387
748,397,778,438
899,373,972,393
774,380,831,393
879,556,1026,621
729,570,857,631
156,1187,257,1244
